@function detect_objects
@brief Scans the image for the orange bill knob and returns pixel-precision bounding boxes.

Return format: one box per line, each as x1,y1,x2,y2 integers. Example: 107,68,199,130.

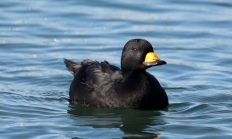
143,52,166,66
144,52,160,62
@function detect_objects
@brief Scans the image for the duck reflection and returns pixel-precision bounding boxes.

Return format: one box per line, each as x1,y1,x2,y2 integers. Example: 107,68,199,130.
67,105,168,138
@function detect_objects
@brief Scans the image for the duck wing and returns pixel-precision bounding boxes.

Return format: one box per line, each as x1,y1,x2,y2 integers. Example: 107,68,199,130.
64,58,122,83
64,59,123,106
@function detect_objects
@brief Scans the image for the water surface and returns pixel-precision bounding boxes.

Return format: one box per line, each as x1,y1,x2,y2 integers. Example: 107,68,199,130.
1,0,232,138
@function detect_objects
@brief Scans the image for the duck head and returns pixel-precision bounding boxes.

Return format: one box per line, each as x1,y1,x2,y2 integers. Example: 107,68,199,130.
121,39,166,72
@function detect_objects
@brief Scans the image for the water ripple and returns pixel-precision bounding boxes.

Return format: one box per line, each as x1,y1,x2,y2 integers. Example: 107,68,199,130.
1,0,232,138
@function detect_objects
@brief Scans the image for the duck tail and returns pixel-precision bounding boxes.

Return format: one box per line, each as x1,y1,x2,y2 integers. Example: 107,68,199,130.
63,58,81,76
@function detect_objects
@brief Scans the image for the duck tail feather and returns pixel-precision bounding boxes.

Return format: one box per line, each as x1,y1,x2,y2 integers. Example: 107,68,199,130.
63,58,81,76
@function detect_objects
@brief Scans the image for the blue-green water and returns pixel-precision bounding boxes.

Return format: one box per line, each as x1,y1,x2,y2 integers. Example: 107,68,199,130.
1,0,232,138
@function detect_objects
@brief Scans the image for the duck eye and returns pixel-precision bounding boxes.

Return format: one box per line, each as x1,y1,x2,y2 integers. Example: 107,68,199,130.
133,48,138,53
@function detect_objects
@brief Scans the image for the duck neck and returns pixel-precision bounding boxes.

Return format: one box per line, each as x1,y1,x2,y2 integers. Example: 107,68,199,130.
120,68,147,93
121,68,145,78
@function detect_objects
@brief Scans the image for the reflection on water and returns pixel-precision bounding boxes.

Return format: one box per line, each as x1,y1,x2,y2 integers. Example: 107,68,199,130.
1,0,232,138
68,105,164,138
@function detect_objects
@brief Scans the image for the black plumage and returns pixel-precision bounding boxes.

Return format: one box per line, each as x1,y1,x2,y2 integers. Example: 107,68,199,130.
64,39,168,110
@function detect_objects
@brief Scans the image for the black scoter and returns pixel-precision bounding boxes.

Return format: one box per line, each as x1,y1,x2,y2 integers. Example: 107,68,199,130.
64,39,168,110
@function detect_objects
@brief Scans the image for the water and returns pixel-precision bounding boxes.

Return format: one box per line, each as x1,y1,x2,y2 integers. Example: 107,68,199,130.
1,0,232,138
